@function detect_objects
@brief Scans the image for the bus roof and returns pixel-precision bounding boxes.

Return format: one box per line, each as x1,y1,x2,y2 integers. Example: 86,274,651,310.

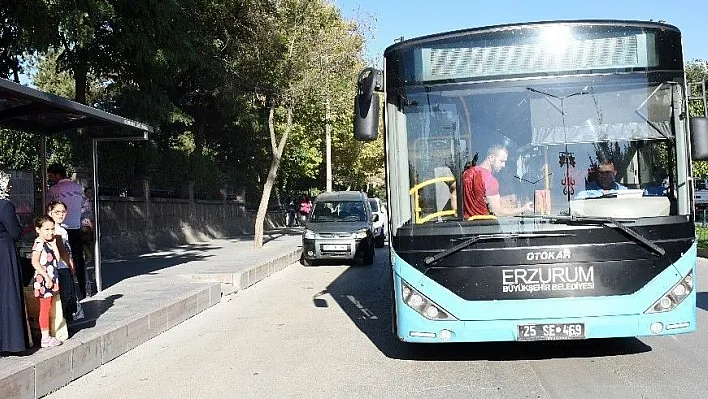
384,19,680,57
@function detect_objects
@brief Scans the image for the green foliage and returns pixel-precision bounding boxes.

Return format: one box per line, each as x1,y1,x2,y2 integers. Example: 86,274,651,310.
0,0,378,205
0,0,56,81
0,130,40,170
696,226,708,249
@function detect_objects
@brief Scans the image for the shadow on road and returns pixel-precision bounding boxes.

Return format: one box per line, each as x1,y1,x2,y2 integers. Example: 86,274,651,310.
321,246,652,361
697,291,708,311
98,227,303,290
69,294,123,335
99,244,217,290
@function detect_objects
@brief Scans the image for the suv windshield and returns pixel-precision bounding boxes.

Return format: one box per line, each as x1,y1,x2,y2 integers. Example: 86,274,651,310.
310,201,368,222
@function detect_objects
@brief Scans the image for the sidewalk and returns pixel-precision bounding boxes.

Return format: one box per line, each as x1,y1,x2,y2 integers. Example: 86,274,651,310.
0,228,303,398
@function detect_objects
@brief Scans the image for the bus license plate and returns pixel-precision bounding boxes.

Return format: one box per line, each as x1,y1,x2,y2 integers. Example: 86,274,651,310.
517,323,585,341
322,244,348,251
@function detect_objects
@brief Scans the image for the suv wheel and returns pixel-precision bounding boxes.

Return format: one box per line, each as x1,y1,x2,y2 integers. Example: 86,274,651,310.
375,233,385,248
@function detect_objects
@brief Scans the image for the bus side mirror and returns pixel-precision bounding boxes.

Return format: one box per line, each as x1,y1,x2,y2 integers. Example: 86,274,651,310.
354,67,382,141
691,117,708,161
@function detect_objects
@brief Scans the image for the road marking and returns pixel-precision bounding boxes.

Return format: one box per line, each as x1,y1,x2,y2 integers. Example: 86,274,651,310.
347,295,378,319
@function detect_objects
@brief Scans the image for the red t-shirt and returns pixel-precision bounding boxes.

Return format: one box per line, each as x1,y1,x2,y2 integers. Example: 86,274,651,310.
462,166,499,219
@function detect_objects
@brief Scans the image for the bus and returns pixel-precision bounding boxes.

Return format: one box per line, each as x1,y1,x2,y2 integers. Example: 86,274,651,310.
353,20,708,343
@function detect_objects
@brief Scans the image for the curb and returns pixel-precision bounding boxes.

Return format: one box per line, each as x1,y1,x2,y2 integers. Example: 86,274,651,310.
0,248,301,398
183,248,303,295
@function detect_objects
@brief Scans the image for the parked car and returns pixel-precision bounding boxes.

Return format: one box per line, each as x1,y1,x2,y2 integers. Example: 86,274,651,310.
368,197,388,248
301,191,377,266
696,178,708,207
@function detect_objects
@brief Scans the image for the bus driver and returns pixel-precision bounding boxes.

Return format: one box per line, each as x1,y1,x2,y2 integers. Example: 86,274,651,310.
462,145,533,219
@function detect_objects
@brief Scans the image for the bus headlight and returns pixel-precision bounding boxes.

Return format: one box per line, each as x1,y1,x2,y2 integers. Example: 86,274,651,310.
645,270,694,314
400,281,456,320
304,229,316,239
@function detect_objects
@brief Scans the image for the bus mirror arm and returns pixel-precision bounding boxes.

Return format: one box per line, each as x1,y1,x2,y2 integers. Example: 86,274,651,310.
357,67,382,97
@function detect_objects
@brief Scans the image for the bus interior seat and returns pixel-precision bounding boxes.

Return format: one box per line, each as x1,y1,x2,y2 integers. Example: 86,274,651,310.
434,166,454,212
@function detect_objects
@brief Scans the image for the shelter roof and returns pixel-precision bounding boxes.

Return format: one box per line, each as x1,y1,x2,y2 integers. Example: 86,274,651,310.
0,78,152,138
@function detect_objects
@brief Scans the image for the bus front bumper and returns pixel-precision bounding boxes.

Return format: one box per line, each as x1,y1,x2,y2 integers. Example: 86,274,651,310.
395,291,696,343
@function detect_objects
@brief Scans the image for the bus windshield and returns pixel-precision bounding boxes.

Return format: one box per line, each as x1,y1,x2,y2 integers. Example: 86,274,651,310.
385,73,692,236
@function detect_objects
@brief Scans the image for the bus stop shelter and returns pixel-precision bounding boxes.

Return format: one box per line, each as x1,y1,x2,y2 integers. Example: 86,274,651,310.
0,77,153,293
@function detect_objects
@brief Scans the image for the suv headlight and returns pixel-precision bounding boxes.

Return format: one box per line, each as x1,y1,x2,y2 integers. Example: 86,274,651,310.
304,229,316,239
352,229,368,239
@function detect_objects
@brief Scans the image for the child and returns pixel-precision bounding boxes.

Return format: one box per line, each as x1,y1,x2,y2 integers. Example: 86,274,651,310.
31,215,66,347
47,201,77,322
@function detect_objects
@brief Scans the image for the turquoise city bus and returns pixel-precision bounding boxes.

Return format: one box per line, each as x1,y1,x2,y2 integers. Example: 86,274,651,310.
354,20,708,343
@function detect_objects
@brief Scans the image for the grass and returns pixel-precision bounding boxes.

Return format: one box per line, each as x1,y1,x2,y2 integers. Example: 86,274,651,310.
696,226,708,249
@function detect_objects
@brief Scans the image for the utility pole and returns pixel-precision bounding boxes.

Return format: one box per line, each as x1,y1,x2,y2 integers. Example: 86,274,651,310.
326,97,332,192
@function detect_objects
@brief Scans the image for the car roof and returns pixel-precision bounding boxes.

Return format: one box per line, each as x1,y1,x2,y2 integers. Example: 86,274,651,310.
314,191,368,202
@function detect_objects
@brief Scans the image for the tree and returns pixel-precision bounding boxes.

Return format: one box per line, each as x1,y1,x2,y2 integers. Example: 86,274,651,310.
0,1,56,82
252,0,368,248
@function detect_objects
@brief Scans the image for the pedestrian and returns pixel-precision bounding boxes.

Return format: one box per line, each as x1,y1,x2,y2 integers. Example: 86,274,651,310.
286,198,297,227
0,170,29,354
298,196,312,225
46,201,78,322
47,163,87,299
80,186,95,264
31,215,65,348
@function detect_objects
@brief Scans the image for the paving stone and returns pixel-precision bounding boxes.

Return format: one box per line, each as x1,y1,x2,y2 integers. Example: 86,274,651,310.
0,359,34,399
71,333,102,381
101,325,128,364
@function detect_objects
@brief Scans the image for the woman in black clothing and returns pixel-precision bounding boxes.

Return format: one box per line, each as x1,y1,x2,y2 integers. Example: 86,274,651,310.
0,170,28,353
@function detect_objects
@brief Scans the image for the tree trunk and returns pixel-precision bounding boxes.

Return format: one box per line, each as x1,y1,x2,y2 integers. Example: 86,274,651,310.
254,106,293,248
73,51,88,104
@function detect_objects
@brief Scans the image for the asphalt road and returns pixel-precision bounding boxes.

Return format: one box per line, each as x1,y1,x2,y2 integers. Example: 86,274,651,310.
49,249,708,398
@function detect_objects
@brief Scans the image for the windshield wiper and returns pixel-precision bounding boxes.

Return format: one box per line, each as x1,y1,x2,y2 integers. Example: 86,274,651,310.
517,215,665,256
577,193,618,200
423,232,575,265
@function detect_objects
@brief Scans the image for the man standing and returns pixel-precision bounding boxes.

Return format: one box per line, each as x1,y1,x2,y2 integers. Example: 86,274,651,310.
462,145,533,219
47,163,87,298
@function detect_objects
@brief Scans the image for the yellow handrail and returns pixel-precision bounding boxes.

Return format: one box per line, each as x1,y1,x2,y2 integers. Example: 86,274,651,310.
468,214,497,221
409,176,456,224
419,210,457,223
408,176,456,195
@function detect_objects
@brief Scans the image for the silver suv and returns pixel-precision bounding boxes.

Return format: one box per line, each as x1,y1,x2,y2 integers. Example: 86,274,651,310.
301,191,378,265
368,197,388,248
